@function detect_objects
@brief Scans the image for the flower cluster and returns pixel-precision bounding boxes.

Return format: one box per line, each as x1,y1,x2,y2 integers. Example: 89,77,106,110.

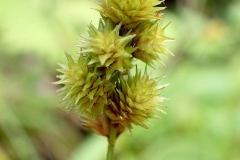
55,0,173,136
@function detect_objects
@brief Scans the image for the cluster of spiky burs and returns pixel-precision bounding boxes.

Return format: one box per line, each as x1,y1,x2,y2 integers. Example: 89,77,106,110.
54,0,173,137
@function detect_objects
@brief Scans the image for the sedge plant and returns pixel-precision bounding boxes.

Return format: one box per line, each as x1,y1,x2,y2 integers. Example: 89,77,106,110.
54,0,174,160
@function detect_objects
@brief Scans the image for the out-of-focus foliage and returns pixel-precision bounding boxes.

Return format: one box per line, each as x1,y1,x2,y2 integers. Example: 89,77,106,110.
0,0,239,160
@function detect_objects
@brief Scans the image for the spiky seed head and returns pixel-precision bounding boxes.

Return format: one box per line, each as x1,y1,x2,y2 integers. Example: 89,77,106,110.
133,20,174,67
53,53,115,118
95,0,166,29
77,19,136,79
105,67,167,129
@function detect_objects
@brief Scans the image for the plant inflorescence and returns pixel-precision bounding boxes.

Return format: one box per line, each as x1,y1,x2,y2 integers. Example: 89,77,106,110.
54,0,174,159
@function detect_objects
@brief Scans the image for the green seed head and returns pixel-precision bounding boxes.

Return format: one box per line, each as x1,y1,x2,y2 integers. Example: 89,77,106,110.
133,20,174,67
95,0,165,29
105,67,167,129
77,19,136,79
54,53,115,118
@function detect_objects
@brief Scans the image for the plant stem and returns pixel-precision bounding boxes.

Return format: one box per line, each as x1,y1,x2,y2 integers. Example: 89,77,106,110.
106,124,117,160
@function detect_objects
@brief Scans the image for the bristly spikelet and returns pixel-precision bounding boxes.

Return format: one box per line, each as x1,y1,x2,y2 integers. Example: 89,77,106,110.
133,20,174,67
95,0,166,29
53,53,115,118
77,19,137,79
105,67,167,129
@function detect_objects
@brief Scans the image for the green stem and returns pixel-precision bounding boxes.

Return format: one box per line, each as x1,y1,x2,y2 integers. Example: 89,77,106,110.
106,124,117,160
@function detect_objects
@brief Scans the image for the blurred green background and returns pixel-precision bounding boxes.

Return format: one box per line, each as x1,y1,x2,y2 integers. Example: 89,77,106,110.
0,0,240,160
